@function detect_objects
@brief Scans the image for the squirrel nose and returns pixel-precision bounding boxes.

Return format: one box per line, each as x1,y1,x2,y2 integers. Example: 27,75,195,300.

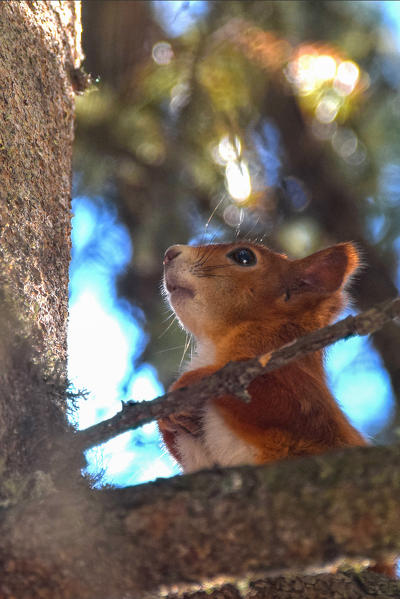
163,245,182,265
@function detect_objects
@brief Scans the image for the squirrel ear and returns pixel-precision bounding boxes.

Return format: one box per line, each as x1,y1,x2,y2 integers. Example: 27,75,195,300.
289,243,360,295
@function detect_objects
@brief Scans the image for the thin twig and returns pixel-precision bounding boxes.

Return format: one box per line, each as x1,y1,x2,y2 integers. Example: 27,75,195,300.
74,296,400,451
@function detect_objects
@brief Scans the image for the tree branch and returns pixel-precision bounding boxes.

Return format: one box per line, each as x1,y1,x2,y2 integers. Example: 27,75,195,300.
74,297,400,452
4,443,400,597
171,570,400,599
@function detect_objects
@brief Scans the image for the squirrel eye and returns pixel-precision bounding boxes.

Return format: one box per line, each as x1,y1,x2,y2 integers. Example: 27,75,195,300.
227,247,257,266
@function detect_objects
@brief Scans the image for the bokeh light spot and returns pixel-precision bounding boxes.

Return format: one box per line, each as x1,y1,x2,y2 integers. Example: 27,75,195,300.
315,54,337,81
334,60,359,95
332,128,358,159
152,41,174,65
225,160,252,202
315,94,342,123
223,204,244,227
218,135,242,163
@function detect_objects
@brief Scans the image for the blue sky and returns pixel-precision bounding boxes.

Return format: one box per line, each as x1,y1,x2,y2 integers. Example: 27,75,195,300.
382,1,400,46
68,198,179,485
68,1,399,486
152,1,209,37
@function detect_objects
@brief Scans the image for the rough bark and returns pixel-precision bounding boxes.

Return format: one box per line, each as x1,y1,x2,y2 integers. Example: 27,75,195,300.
1,443,400,598
0,0,81,365
0,0,82,490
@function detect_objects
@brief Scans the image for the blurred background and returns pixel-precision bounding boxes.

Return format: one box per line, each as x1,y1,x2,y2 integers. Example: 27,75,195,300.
69,0,400,486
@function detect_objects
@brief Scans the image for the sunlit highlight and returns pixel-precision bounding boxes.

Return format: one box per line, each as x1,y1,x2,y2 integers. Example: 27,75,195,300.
225,160,252,202
288,51,339,95
286,46,339,95
334,60,360,95
315,55,337,80
210,20,364,127
212,135,252,203
284,44,362,125
218,135,241,162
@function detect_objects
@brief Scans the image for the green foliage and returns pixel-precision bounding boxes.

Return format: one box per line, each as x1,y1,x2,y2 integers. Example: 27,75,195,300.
76,1,400,404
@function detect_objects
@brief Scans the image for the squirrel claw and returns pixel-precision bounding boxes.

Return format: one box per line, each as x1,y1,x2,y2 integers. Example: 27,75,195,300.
159,413,202,437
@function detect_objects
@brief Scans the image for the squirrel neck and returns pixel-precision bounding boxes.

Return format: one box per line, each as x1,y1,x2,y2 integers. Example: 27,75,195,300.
188,320,325,376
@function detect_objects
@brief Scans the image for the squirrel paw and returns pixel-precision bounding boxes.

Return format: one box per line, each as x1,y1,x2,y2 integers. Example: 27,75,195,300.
159,413,202,437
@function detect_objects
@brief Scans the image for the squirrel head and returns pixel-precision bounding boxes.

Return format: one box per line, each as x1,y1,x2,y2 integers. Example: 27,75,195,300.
163,241,359,346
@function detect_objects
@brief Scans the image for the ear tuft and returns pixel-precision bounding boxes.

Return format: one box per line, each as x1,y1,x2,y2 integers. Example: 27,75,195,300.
290,242,360,295
339,242,360,283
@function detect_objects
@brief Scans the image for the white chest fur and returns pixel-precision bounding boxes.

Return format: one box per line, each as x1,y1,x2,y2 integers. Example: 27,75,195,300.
175,403,257,474
186,338,216,370
174,337,257,473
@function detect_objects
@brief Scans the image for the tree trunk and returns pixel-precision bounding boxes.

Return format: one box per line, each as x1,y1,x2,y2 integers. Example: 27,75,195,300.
0,0,81,489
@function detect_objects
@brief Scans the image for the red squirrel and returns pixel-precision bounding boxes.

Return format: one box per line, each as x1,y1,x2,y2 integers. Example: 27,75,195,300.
158,240,397,577
159,241,366,473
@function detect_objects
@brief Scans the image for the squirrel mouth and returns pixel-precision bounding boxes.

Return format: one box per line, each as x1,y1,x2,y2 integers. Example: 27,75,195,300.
167,284,194,299
164,271,195,299
165,278,194,299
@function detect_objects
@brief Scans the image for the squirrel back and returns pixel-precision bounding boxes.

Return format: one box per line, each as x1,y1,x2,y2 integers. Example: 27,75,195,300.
159,241,365,472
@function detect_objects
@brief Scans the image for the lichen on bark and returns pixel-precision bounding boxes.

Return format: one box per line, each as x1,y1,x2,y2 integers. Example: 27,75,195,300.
0,0,82,487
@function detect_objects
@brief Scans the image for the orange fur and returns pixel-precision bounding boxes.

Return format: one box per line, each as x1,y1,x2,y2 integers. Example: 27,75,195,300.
158,240,396,576
159,240,364,461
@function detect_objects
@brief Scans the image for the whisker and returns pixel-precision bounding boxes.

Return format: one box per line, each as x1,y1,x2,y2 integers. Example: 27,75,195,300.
161,311,177,324
205,196,225,231
155,344,188,354
235,210,244,239
179,332,192,369
242,216,261,241
193,245,215,268
194,244,204,261
194,264,231,270
199,240,220,266
201,198,225,244
158,314,178,338
195,273,225,278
